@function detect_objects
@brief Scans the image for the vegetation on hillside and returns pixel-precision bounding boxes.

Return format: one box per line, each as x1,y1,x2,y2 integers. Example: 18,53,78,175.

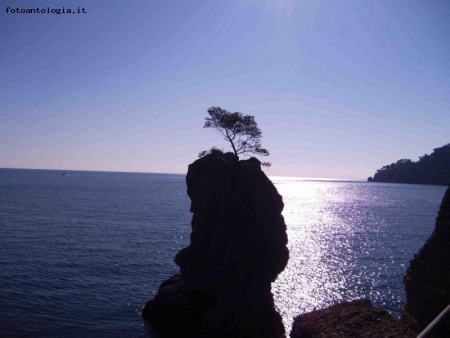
368,143,450,185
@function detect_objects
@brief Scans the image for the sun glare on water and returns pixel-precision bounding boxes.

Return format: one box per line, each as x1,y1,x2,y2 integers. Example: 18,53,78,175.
271,178,408,333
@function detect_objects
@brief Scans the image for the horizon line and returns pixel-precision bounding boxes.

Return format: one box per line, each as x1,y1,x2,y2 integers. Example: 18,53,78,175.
0,166,366,181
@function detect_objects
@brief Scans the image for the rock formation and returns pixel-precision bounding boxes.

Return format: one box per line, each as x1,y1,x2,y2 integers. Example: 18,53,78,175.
142,152,289,338
290,299,415,338
403,183,450,336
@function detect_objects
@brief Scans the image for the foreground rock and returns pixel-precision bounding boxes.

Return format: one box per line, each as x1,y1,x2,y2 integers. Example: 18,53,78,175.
290,299,415,338
143,153,289,338
403,183,450,336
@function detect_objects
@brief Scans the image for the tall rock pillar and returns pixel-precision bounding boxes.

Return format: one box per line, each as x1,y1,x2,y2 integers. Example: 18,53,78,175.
143,153,289,338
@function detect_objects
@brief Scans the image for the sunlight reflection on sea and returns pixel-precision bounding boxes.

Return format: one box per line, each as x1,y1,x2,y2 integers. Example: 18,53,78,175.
270,178,445,333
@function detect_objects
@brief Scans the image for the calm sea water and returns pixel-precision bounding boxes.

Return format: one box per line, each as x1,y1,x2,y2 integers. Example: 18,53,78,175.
0,169,446,337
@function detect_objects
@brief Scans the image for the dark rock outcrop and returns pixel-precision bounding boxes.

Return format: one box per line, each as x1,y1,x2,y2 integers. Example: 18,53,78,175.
290,299,415,338
403,183,450,336
143,153,289,338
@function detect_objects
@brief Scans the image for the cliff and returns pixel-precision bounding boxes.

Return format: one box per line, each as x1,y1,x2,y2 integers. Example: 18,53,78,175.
368,143,450,185
403,183,450,336
142,152,289,338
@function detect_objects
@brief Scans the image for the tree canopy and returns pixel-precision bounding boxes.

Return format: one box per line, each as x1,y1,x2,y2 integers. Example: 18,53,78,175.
368,143,450,185
202,107,271,166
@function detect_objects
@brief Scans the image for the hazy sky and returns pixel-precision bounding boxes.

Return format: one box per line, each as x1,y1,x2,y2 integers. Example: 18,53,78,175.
1,0,449,179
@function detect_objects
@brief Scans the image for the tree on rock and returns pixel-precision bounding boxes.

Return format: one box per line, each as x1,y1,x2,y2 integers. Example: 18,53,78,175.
203,107,271,166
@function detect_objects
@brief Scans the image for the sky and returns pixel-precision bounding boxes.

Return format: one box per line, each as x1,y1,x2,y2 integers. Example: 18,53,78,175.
1,0,449,179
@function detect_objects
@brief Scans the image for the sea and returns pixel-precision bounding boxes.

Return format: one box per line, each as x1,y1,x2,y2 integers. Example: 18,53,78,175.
0,169,447,338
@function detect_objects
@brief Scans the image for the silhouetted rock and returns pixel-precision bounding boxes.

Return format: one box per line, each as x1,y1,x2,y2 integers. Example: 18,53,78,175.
403,184,450,337
290,299,415,338
143,153,289,337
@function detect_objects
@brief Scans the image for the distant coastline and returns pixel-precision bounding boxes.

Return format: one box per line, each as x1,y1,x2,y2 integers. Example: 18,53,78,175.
368,143,450,186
